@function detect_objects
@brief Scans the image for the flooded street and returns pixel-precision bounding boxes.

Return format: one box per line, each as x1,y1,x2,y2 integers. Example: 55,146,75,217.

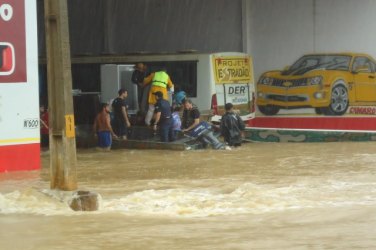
2,142,376,249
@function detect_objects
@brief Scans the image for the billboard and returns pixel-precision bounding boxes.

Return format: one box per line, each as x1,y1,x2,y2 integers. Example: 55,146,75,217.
213,56,252,84
246,0,376,134
0,0,39,172
253,53,376,132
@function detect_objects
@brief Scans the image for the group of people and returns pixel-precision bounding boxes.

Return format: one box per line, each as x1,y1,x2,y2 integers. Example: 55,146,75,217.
93,88,129,150
180,99,245,150
93,62,246,150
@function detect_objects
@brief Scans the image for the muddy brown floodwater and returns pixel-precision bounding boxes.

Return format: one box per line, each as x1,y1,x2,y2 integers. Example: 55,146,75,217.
1,142,376,249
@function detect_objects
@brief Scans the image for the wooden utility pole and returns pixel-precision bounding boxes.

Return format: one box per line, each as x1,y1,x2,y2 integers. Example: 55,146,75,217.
44,0,77,190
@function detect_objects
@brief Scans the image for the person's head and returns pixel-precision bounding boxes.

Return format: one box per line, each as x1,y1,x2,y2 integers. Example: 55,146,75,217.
183,98,193,110
172,105,182,112
100,103,110,113
118,88,128,98
135,62,145,71
225,103,234,112
39,104,46,113
153,91,163,100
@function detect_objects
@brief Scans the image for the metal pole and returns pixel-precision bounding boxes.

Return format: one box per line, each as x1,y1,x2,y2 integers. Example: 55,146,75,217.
44,0,77,191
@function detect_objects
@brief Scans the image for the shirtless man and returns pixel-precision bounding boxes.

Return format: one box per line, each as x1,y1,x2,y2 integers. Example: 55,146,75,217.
93,103,118,150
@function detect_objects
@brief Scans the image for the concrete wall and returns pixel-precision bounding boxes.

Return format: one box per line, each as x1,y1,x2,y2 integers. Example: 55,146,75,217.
37,0,376,65
247,0,376,80
38,0,376,95
37,0,243,56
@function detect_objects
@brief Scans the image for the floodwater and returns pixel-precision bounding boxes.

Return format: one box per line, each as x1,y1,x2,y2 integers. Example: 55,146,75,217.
2,142,376,249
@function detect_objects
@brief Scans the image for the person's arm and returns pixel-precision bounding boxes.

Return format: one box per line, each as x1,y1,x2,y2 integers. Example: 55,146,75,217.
143,73,154,86
131,70,138,84
167,78,174,92
153,112,161,131
121,106,131,127
40,119,49,130
237,115,245,130
93,116,97,135
237,115,245,138
182,118,199,132
132,71,145,87
40,112,49,130
138,72,145,87
106,114,118,138
182,109,200,132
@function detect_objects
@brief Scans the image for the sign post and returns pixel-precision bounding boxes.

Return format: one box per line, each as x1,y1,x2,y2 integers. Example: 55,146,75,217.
44,0,77,190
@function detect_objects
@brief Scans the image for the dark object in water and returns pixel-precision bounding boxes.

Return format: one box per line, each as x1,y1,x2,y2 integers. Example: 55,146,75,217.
187,121,226,149
69,191,99,211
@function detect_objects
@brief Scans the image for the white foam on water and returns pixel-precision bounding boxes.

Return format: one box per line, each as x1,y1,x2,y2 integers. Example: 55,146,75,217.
99,181,376,217
0,188,74,215
2,180,376,217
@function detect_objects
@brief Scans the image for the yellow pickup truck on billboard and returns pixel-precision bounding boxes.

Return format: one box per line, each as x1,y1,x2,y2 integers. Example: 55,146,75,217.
257,53,376,116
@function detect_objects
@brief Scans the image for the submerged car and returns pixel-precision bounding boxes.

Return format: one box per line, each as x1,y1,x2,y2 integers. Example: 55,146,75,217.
256,53,376,115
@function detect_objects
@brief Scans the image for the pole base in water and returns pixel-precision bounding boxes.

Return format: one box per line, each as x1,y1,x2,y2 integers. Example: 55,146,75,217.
69,191,99,211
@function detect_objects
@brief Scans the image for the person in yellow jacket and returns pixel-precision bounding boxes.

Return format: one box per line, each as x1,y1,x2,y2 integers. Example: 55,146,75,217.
143,68,174,126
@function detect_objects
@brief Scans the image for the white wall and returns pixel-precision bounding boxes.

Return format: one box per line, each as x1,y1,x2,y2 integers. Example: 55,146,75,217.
247,0,376,80
315,0,376,55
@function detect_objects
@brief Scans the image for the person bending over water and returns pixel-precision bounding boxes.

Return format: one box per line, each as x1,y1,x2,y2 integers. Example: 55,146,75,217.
181,99,229,150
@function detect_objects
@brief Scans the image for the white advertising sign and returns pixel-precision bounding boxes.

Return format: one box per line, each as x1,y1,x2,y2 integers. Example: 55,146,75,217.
0,0,39,146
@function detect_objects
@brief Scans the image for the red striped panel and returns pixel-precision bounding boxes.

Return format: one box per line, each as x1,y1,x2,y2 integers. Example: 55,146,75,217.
0,143,40,172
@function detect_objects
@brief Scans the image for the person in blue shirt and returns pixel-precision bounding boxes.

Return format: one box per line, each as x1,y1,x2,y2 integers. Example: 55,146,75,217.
173,84,186,107
171,105,182,139
153,91,175,142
